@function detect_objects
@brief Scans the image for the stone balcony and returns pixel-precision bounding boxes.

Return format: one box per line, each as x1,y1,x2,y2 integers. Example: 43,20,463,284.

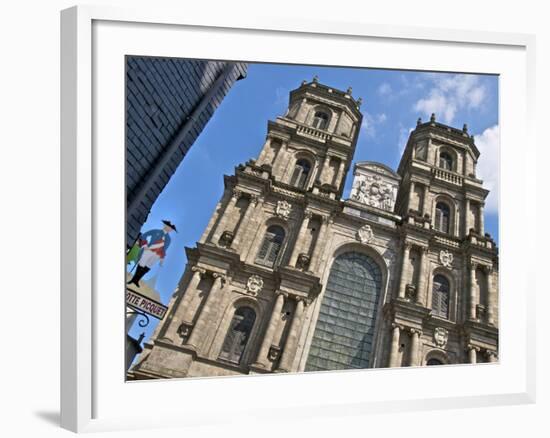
431,167,464,186
295,124,332,143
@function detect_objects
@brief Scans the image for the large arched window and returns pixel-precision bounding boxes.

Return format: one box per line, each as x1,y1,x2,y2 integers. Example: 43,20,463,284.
439,151,453,170
218,306,256,364
305,252,383,372
255,225,285,267
426,358,444,366
290,159,311,189
435,202,451,233
432,274,450,319
312,111,329,130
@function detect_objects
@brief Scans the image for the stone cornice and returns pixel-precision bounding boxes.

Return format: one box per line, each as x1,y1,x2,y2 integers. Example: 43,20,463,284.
384,298,431,329
276,265,322,300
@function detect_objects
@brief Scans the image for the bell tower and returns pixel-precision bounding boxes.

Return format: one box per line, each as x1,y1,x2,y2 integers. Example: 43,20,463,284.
255,76,362,199
395,113,489,238
385,113,498,368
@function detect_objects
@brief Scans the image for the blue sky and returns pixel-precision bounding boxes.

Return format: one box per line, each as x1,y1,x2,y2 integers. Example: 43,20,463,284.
127,63,499,342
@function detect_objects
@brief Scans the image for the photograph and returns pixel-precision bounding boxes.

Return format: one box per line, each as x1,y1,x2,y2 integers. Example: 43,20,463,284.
124,56,499,380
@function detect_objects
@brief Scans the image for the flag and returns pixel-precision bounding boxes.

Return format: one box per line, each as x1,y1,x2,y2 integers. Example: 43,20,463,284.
126,243,140,266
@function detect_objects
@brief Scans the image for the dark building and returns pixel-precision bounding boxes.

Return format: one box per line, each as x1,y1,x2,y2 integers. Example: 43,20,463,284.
126,56,247,247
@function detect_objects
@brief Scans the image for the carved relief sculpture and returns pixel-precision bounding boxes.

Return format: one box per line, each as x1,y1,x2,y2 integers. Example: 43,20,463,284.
433,327,449,348
439,250,454,268
275,200,292,220
357,224,375,244
246,275,264,296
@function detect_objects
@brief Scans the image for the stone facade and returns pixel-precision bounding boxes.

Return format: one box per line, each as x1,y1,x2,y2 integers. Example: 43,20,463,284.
129,79,498,380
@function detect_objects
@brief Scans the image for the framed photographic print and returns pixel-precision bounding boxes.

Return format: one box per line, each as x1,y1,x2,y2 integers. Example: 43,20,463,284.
61,5,536,433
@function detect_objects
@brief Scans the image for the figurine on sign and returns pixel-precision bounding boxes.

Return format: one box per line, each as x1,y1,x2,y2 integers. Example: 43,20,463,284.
127,220,177,287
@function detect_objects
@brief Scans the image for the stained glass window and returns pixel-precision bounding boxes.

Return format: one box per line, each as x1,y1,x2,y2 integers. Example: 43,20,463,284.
305,252,382,371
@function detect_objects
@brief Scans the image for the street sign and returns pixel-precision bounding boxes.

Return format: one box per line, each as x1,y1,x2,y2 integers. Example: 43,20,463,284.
126,288,168,320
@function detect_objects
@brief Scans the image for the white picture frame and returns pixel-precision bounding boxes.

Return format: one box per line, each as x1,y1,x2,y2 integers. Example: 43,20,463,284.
60,5,536,433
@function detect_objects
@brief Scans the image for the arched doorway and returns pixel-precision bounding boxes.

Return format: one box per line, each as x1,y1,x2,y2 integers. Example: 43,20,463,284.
305,251,383,371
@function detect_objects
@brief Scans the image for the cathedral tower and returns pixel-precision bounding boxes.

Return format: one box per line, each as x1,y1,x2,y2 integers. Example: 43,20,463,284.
130,78,364,378
385,114,499,367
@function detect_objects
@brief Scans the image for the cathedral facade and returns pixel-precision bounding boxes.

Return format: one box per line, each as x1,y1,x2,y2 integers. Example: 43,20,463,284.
129,78,499,380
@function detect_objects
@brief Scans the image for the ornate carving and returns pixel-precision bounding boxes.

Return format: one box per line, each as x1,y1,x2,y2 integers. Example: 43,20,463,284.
191,266,206,276
219,230,234,248
246,275,264,296
382,248,396,267
212,272,227,287
433,327,449,348
357,224,374,244
177,322,193,342
405,284,417,301
476,304,486,321
409,328,422,336
439,250,454,268
275,200,292,220
391,322,404,331
296,253,311,271
350,174,397,211
268,345,281,362
231,188,242,200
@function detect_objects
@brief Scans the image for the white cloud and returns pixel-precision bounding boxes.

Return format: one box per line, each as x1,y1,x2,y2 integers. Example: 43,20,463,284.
378,82,392,96
413,74,488,124
361,112,387,138
474,124,500,214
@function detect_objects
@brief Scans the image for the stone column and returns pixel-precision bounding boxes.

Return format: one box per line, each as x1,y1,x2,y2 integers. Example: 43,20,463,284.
186,273,225,352
479,203,485,235
469,261,477,320
231,196,257,250
388,323,402,368
467,345,479,364
253,291,286,368
335,159,346,189
289,211,312,267
486,266,496,326
465,198,471,234
318,154,331,184
409,329,422,367
242,196,265,261
271,140,284,171
407,180,416,212
160,267,206,343
278,297,306,372
179,267,207,324
416,246,428,306
211,189,241,244
308,215,331,273
487,350,498,363
256,137,271,166
422,184,430,216
398,242,411,299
